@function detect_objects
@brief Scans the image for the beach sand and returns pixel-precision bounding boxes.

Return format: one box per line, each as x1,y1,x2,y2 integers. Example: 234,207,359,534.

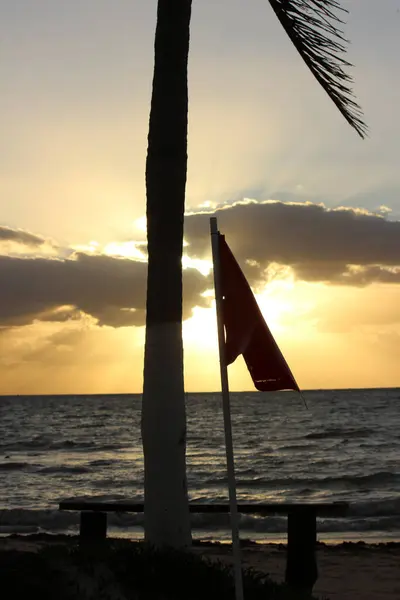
1,537,399,599
194,542,400,600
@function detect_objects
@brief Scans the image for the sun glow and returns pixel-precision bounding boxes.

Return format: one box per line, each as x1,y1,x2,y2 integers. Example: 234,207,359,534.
134,216,147,233
183,274,302,350
75,238,214,276
182,255,212,276
255,272,296,333
183,305,218,349
71,235,315,354
71,241,99,254
103,241,147,261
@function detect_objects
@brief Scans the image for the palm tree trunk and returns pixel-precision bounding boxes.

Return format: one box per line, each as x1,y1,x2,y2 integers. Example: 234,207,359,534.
142,0,192,548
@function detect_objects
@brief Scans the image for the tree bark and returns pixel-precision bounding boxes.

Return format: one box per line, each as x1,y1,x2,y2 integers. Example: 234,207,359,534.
142,0,192,548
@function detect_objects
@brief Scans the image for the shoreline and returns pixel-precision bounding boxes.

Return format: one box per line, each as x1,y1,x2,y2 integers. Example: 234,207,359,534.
2,531,400,552
2,530,400,548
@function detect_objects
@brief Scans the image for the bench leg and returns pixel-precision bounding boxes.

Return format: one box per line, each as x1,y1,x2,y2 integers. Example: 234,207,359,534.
285,509,318,594
80,511,107,543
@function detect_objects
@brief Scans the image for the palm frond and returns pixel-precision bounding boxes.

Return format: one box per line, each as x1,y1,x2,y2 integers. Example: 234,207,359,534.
268,0,367,138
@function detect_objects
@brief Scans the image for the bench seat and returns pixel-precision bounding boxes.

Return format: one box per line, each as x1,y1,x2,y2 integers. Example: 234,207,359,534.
59,499,348,593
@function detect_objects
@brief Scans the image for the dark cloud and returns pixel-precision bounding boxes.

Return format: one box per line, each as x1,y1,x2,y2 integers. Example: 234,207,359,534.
331,266,400,286
0,253,210,328
0,225,50,248
2,199,400,330
184,200,400,285
38,307,82,323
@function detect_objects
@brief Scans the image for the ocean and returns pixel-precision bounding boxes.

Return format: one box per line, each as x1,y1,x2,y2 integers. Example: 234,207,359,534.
1,389,399,543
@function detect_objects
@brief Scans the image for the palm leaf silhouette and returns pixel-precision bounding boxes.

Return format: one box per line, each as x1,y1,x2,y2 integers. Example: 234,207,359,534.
269,0,367,137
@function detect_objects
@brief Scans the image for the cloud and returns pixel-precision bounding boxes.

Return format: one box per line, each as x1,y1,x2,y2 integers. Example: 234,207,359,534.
0,225,50,248
0,225,58,259
0,252,210,328
2,198,400,331
184,200,400,285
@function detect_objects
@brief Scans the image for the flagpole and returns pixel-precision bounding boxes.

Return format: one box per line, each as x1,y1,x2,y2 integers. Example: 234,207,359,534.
210,216,244,600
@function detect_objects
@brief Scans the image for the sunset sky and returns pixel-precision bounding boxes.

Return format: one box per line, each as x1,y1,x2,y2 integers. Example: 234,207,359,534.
1,0,400,394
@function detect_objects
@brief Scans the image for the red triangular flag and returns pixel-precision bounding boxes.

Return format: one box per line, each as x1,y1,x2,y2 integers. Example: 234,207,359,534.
219,234,299,392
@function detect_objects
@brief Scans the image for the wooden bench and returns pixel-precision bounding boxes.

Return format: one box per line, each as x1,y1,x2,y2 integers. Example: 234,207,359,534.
59,500,348,593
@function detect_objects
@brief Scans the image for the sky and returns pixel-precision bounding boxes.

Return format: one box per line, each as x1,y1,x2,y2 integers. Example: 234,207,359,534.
1,0,400,394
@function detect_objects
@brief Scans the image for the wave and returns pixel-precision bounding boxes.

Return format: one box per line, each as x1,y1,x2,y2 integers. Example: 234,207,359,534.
190,513,400,534
1,506,400,536
350,497,400,517
88,459,115,468
305,427,374,441
277,443,319,451
0,462,93,475
38,465,90,475
0,525,39,534
0,438,125,453
319,471,400,488
0,461,33,471
195,470,400,490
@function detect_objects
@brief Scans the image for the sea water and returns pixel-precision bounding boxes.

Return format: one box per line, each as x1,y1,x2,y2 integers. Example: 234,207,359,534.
1,389,399,543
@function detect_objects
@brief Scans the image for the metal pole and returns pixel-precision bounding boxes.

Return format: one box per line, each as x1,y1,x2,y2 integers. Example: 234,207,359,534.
210,216,244,600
